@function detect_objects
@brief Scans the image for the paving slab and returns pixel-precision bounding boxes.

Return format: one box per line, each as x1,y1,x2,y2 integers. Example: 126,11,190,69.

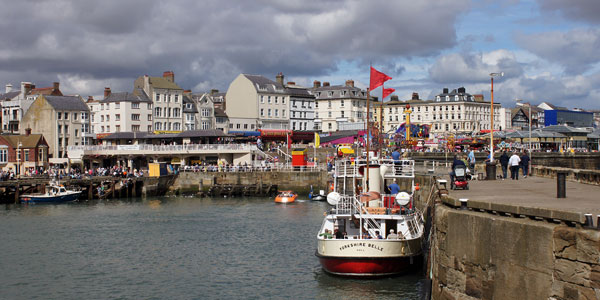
450,176,600,219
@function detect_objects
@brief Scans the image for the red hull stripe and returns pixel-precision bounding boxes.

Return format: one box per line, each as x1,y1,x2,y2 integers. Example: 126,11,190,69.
317,255,421,276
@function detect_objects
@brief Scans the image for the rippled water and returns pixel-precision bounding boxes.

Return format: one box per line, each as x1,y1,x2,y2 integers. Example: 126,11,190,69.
1,197,422,299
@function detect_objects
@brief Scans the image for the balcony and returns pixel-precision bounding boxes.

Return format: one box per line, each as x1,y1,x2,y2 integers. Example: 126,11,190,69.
67,144,259,159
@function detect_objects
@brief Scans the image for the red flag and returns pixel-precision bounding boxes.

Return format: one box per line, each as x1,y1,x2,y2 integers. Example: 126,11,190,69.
369,67,392,91
382,87,395,99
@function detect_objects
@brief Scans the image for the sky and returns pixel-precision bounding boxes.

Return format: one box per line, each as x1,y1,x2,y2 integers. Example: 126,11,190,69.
0,0,599,109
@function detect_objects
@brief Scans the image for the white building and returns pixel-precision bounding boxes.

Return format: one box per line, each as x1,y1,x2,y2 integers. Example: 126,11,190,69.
192,93,215,130
383,88,502,136
1,82,62,133
311,80,371,133
225,73,290,131
287,83,315,131
89,88,153,136
134,71,184,133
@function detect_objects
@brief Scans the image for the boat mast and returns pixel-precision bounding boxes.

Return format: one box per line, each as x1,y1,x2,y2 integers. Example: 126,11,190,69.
366,88,370,191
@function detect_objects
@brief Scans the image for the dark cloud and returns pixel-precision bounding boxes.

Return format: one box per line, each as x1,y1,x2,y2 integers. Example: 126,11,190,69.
0,0,470,96
514,28,600,75
537,0,600,24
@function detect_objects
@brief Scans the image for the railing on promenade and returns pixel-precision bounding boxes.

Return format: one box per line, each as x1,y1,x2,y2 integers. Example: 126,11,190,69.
68,144,258,153
180,163,325,173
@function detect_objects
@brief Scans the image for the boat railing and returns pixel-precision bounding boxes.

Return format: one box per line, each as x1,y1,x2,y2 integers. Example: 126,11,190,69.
334,159,415,178
334,194,382,238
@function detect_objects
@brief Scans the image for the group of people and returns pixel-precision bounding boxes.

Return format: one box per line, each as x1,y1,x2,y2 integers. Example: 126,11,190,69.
498,150,530,180
319,229,403,240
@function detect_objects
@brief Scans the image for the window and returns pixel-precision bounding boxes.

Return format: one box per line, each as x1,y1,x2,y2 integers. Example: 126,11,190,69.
328,123,332,130
57,112,62,120
282,97,285,104
156,94,160,102
244,124,248,129
328,112,332,118
328,101,332,108
147,103,152,110
341,100,344,107
175,95,179,102
116,125,121,132
260,109,264,116
106,115,110,122
147,125,152,132
202,121,210,130
116,114,121,121
166,95,170,102
275,109,279,117
132,114,140,121
268,96,272,103
328,91,334,97
282,109,286,117
229,124,233,129
73,113,78,120
202,108,211,117
106,126,109,132
101,115,104,122
75,129,79,137
115,102,120,109
261,96,264,103
275,96,278,104
237,124,241,129
154,122,161,131
148,114,152,121
132,125,140,132
132,103,140,109
268,109,272,117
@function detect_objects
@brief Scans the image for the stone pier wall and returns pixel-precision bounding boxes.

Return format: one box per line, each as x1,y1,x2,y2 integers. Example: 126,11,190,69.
431,205,600,300
171,170,330,195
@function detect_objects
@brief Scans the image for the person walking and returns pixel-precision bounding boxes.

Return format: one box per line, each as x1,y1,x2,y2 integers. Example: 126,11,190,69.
509,151,521,180
520,151,530,178
468,148,476,171
499,151,509,180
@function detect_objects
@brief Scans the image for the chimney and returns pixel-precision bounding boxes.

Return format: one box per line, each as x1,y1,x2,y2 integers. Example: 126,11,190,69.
313,81,321,88
210,89,219,95
87,96,94,102
412,93,419,100
25,128,32,136
22,83,33,95
287,81,295,85
345,80,354,87
184,89,191,94
104,87,111,99
443,88,448,94
458,87,466,94
163,71,174,82
53,82,60,91
30,84,36,90
323,82,330,87
276,72,284,85
5,84,12,93
390,95,399,101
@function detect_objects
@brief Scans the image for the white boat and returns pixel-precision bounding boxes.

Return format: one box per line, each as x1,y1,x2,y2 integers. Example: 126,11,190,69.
315,158,424,276
20,182,82,204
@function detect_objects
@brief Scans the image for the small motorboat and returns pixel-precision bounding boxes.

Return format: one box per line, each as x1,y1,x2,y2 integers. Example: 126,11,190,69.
20,183,82,204
274,190,297,203
309,185,326,201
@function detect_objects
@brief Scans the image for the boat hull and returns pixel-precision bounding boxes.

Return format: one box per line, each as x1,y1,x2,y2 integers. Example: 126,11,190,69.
316,238,423,276
316,253,421,276
20,192,82,204
274,195,297,203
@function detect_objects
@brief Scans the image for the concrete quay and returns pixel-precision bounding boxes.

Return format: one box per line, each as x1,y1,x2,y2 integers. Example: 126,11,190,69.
448,175,600,223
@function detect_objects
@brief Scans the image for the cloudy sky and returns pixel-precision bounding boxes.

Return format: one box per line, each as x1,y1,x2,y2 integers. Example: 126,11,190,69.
1,0,599,109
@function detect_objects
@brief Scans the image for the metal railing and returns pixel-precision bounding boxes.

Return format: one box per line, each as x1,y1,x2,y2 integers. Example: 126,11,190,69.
334,159,415,178
67,144,258,152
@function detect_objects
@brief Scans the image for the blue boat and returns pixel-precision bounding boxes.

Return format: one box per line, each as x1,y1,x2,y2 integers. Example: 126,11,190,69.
20,183,82,204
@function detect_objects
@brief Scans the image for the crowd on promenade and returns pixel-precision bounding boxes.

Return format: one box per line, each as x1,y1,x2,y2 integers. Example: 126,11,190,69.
1,166,146,181
449,147,531,182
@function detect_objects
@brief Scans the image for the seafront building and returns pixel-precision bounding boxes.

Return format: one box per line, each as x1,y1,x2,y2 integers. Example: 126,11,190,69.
0,131,49,174
310,80,373,132
0,82,63,133
134,71,184,133
89,87,154,137
20,95,91,163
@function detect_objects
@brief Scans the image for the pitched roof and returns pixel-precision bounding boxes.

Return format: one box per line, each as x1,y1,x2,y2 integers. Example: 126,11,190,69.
541,125,590,134
214,107,227,117
0,91,20,100
102,89,151,103
44,95,89,111
182,95,198,113
149,77,183,90
2,134,45,148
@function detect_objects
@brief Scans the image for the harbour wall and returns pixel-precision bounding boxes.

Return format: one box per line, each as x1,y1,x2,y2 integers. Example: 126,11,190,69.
430,202,600,300
171,170,330,195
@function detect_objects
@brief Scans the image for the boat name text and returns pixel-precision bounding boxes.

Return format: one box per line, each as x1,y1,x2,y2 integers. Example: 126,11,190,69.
339,242,383,252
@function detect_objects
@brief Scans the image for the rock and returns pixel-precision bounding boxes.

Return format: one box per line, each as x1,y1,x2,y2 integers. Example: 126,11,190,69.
554,258,591,287
554,226,577,260
465,276,482,298
576,230,600,265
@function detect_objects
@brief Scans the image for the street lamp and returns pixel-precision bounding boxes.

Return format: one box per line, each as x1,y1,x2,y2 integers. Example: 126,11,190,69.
489,72,504,162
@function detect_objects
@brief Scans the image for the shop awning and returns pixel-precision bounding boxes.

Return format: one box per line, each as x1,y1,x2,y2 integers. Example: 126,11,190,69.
229,131,261,137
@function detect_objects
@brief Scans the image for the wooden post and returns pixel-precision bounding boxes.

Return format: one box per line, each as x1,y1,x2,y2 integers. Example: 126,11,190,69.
132,180,137,198
112,180,116,198
88,183,93,200
14,183,20,204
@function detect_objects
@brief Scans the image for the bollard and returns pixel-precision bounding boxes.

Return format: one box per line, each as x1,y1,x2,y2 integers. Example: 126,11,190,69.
597,215,600,230
459,198,468,210
584,214,593,228
557,171,567,198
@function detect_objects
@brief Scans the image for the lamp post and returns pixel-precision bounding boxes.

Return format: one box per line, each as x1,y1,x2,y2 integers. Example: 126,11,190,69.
489,72,504,162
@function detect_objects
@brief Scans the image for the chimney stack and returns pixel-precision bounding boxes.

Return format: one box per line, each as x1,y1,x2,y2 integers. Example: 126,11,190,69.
163,71,174,83
276,72,284,85
5,84,12,93
323,82,330,87
53,82,60,91
390,95,399,101
25,128,32,136
22,83,33,95
412,93,419,100
443,88,448,94
345,80,354,87
104,87,111,99
287,81,295,85
313,81,321,88
210,89,219,95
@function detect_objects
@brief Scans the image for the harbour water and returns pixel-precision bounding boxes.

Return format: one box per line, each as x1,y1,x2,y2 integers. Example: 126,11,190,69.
1,196,422,299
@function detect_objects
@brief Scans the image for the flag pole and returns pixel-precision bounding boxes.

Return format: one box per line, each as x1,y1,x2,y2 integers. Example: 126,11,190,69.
366,87,370,192
379,83,385,157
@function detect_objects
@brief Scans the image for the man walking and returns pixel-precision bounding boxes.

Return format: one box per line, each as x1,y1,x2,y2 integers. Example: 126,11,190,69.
520,151,530,178
509,151,521,180
499,151,509,180
468,148,476,172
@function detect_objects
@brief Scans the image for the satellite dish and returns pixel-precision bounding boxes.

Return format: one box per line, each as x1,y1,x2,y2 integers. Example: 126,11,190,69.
395,192,411,206
327,192,341,206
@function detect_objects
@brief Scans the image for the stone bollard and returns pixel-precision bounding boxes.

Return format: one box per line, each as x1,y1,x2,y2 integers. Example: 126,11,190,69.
597,215,600,230
584,214,593,229
459,198,468,210
557,171,567,198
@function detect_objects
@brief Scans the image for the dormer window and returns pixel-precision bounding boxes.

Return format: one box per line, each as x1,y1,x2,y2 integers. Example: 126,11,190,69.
436,96,441,102
328,91,334,97
455,95,459,101
445,96,450,101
